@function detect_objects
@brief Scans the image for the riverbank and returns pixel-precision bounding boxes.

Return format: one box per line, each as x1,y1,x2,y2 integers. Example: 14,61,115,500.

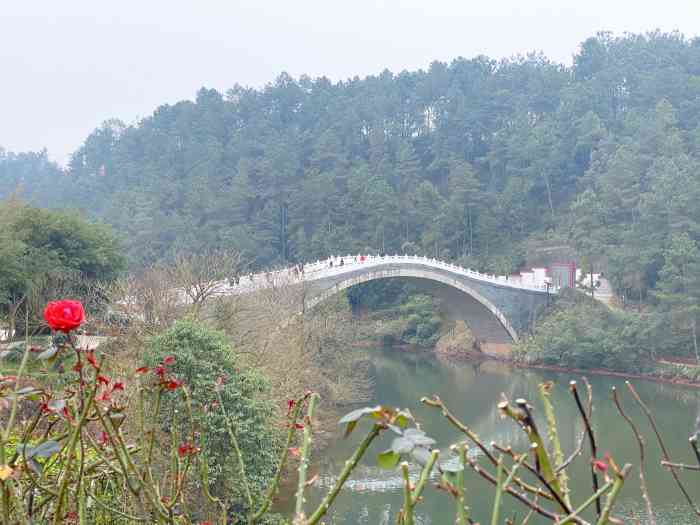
510,360,700,388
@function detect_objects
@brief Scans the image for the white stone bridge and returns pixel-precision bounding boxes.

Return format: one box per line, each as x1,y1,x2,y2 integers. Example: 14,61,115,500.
213,255,557,343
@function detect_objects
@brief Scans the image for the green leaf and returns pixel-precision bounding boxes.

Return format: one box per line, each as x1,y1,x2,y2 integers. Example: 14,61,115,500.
26,458,42,474
343,420,357,438
338,406,379,425
387,424,403,435
404,428,436,447
16,386,41,395
439,458,464,473
377,449,401,470
15,444,34,458
37,346,59,360
410,446,433,466
339,406,382,437
9,387,43,400
393,409,413,428
31,440,61,458
391,436,414,455
370,405,394,421
46,399,66,413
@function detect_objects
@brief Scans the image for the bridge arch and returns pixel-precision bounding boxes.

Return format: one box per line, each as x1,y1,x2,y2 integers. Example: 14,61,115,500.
303,266,520,342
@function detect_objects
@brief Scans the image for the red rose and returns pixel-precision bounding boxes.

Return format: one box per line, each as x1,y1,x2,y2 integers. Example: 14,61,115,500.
43,300,85,333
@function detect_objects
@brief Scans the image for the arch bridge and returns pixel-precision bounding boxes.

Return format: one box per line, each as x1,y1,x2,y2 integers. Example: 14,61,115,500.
217,255,556,343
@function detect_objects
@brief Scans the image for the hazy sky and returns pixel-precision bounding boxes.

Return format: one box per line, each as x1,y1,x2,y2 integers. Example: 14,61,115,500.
1,1,698,165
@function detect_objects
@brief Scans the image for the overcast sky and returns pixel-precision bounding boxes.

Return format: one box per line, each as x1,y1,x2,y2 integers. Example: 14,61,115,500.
1,1,698,165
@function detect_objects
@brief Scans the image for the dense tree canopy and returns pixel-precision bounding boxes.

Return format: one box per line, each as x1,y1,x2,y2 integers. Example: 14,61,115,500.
3,30,700,357
0,199,125,336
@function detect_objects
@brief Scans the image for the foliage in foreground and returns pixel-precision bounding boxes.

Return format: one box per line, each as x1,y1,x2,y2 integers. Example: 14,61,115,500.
2,300,700,524
145,320,280,500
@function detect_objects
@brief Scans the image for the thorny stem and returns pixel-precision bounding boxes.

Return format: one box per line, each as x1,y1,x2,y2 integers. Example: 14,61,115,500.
539,382,570,506
252,394,307,523
557,378,593,474
464,456,585,524
661,461,700,471
626,381,700,516
67,336,85,412
596,464,632,525
498,400,570,514
422,395,551,501
493,452,527,525
558,478,614,525
199,440,227,525
52,378,99,525
145,388,162,492
85,486,149,522
216,386,254,511
306,424,382,525
294,393,319,523
611,387,655,525
411,449,439,507
570,380,601,517
690,436,700,467
455,444,469,525
401,462,414,525
0,318,33,522
491,456,504,525
491,443,553,501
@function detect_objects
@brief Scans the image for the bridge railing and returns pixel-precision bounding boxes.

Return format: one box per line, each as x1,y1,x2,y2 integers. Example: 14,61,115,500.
299,254,556,293
203,253,557,297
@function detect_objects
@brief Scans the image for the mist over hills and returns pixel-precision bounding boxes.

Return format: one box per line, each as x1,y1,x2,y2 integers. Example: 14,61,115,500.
2,31,700,309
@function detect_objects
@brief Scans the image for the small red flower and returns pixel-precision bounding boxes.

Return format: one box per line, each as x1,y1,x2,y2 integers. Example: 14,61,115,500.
163,355,175,365
288,447,300,458
112,381,125,391
97,390,111,403
154,365,166,378
97,375,110,386
62,406,73,422
593,459,608,473
43,300,84,333
72,361,83,373
135,366,149,374
97,431,109,446
294,422,304,430
287,399,295,415
177,442,199,457
164,379,182,391
85,351,98,369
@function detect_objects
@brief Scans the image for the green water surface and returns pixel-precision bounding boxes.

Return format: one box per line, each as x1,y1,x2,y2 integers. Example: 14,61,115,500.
305,348,700,524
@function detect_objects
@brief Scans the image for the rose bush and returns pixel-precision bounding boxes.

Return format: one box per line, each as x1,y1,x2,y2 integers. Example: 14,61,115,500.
43,299,85,333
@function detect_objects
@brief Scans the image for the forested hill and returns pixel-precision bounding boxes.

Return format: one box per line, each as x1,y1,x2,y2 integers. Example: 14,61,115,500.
3,32,700,303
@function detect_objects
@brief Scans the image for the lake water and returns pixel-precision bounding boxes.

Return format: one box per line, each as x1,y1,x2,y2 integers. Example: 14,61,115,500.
304,348,700,524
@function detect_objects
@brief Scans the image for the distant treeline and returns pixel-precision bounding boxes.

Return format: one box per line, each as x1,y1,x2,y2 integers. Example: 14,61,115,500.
3,31,700,308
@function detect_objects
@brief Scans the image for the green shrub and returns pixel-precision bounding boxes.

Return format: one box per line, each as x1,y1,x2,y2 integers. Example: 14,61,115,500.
515,289,654,372
144,320,281,510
